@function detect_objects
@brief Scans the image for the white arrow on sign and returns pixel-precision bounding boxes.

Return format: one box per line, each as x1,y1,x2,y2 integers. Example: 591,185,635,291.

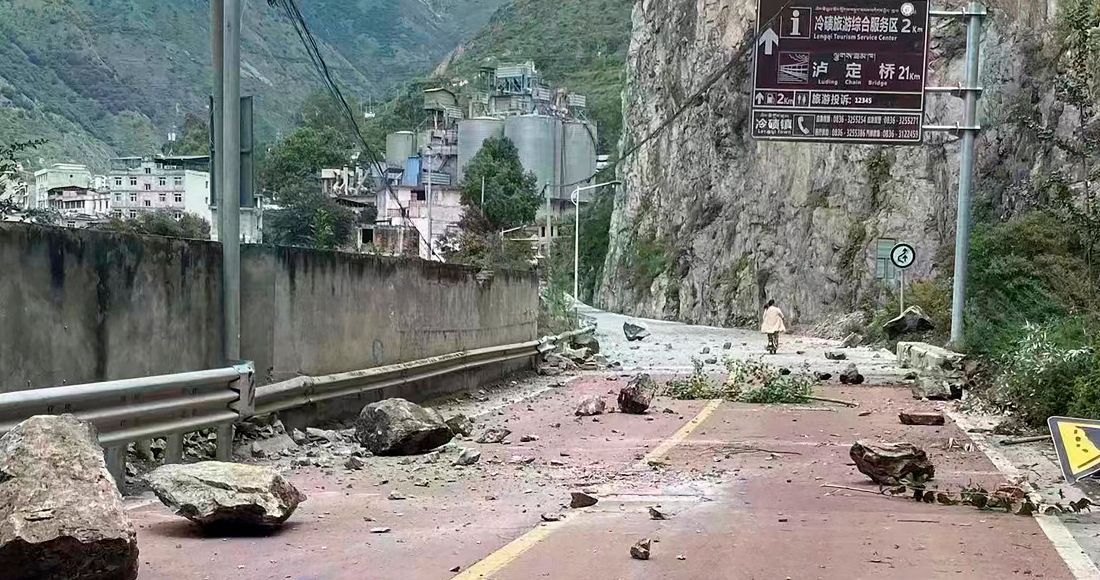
758,28,779,56
755,92,765,105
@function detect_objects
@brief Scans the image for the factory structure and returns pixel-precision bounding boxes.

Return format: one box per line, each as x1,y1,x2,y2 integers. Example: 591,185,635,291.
373,62,599,259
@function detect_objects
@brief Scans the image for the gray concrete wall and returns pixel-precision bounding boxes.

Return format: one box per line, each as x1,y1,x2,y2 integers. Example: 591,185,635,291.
240,245,539,384
0,225,540,395
0,224,223,392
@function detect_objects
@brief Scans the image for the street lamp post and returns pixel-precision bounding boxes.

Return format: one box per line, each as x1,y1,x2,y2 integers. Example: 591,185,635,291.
570,181,620,305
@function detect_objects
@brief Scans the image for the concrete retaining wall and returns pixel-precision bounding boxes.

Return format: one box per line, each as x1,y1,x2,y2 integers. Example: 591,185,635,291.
0,224,539,395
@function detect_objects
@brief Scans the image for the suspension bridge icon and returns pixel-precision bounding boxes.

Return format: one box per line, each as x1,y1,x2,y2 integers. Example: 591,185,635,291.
778,53,810,84
1049,416,1100,484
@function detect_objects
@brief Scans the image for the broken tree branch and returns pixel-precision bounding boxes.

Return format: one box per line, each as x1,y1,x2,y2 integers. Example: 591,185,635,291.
1000,436,1048,446
820,484,886,496
804,395,859,408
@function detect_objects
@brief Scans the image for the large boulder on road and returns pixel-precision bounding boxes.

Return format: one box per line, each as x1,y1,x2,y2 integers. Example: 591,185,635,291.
618,374,655,414
355,398,453,455
575,396,607,416
0,415,139,580
571,333,601,354
839,364,865,385
849,441,935,485
146,462,304,528
883,306,934,340
624,321,650,341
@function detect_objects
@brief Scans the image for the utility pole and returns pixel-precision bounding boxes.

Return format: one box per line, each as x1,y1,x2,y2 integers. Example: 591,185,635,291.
481,176,485,206
947,1,985,347
425,147,433,259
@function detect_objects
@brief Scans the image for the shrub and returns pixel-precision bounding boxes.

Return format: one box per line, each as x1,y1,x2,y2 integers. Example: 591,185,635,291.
996,321,1093,426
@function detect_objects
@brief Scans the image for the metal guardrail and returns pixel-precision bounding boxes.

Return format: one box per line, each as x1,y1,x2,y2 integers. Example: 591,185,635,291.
0,362,255,483
253,326,596,416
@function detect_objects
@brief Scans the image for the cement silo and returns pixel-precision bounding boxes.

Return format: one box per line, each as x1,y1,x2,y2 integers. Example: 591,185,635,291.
457,117,504,181
385,132,416,167
504,115,562,199
562,121,598,200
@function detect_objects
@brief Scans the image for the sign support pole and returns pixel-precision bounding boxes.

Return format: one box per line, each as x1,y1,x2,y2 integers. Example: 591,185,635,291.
947,2,985,348
900,269,906,316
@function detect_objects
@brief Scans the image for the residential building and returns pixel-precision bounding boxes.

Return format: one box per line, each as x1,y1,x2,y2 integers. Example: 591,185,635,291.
33,163,94,209
375,183,463,260
46,185,112,228
108,156,212,224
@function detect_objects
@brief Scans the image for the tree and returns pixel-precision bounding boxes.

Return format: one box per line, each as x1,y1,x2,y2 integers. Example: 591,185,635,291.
459,136,540,230
263,182,356,250
96,210,211,240
0,140,43,218
259,126,350,197
163,113,211,156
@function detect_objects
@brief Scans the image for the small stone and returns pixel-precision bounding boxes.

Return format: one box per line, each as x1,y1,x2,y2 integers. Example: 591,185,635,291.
570,491,598,508
345,456,366,470
550,460,565,466
540,513,562,522
445,414,474,437
630,539,651,560
476,428,512,444
453,448,481,466
370,527,391,534
510,455,536,465
701,347,711,355
648,507,667,520
388,490,406,501
519,435,539,443
824,351,847,361
413,479,430,488
449,565,461,573
814,371,832,381
723,342,732,350
677,554,686,561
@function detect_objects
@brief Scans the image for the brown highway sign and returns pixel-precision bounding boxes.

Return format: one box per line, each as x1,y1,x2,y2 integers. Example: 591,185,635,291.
752,0,931,144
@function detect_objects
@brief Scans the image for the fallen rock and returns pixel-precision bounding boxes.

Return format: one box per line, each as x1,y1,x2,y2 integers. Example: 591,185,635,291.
618,374,655,414
630,539,652,560
910,376,960,401
580,361,600,371
388,490,406,500
839,364,865,385
0,415,139,580
704,357,719,365
624,321,651,341
146,462,305,528
540,513,563,522
723,342,733,350
519,435,539,443
824,350,847,361
700,346,711,355
648,507,667,520
841,333,863,348
370,527,391,534
538,364,564,376
590,353,609,366
561,345,591,364
476,428,511,444
571,334,601,354
575,396,607,416
899,411,946,426
249,432,299,458
445,414,474,437
355,398,453,455
813,371,833,381
305,427,338,443
849,441,935,485
570,491,599,508
454,448,481,466
345,456,366,470
883,306,934,339
290,428,308,444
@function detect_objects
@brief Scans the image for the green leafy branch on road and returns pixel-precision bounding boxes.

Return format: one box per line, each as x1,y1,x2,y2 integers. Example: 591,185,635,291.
666,356,815,404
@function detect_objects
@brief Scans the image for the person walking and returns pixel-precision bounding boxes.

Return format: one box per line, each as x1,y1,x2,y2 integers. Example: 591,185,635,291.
761,299,786,354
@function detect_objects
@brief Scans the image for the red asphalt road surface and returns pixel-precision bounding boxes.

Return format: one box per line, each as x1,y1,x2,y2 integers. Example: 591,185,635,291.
130,378,1076,579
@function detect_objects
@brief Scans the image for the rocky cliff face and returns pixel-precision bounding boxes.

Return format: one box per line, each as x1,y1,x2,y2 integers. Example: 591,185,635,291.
599,0,1086,326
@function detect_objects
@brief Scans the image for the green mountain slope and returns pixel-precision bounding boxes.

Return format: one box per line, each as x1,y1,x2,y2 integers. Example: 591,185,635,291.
0,0,508,171
437,0,634,152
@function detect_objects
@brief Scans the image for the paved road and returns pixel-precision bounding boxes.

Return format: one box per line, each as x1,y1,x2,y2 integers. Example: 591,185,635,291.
127,310,1094,579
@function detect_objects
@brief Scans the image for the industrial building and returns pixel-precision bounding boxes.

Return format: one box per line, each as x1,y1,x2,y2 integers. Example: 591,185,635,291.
378,61,599,255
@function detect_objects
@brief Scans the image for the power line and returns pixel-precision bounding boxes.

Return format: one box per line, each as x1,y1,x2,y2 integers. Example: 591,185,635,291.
266,0,442,260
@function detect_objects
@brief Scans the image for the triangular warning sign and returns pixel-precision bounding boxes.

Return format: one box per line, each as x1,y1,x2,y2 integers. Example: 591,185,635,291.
1048,416,1100,484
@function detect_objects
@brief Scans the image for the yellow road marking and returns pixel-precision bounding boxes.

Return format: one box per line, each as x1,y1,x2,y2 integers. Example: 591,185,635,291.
451,399,723,579
451,523,560,579
641,399,723,464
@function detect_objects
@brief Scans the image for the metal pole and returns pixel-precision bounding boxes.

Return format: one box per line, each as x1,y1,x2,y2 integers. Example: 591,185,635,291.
481,176,485,206
211,0,223,242
899,269,905,316
573,187,580,302
426,149,433,259
217,0,241,463
948,2,984,347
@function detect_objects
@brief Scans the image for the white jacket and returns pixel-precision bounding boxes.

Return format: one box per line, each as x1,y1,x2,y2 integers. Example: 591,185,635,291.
761,306,786,334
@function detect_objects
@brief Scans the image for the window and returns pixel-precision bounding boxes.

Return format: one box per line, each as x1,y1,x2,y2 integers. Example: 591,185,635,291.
159,193,166,203
130,177,137,186
361,228,374,245
114,177,122,186
173,212,182,220
67,222,76,228
415,190,426,201
174,193,182,203
158,177,166,186
175,177,184,186
129,193,137,203
144,200,151,207
129,210,137,219
114,193,121,202
144,167,151,174
144,183,151,191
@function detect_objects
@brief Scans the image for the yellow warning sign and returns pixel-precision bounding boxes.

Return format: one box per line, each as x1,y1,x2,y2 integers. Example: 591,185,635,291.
1048,416,1100,484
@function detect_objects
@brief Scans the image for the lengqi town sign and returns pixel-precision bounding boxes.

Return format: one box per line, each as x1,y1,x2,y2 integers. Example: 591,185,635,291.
751,0,931,144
